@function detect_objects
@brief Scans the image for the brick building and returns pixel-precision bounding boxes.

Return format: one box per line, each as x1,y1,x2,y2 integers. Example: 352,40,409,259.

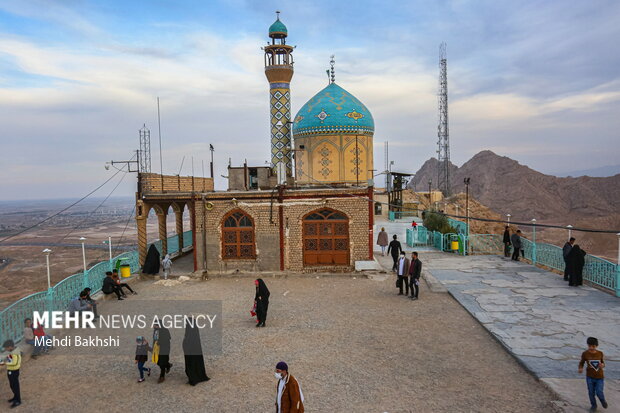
135,13,375,274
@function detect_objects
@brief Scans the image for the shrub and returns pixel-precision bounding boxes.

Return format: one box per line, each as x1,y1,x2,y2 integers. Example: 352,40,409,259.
423,210,456,234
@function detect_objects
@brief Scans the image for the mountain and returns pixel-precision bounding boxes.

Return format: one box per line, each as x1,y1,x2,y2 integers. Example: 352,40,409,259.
557,164,620,178
409,150,620,222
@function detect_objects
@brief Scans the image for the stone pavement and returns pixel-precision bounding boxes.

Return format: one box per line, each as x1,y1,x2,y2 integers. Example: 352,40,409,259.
424,251,620,412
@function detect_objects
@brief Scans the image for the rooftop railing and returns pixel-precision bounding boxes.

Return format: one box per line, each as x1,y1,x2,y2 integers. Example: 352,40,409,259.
0,230,192,344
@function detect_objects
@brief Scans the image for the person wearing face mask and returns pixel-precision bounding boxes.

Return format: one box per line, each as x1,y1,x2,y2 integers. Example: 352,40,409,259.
396,251,410,296
274,361,304,413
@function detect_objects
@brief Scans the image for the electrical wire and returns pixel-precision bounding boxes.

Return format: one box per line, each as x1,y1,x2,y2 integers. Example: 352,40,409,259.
292,169,620,234
56,166,129,244
0,166,127,244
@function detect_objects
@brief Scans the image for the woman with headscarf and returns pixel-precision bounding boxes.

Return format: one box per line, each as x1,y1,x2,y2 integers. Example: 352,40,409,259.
143,244,161,275
376,227,388,256
182,317,210,386
567,244,586,287
153,321,172,383
254,279,270,327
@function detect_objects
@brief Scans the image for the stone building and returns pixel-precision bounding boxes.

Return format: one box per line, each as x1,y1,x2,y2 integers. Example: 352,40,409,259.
135,13,375,274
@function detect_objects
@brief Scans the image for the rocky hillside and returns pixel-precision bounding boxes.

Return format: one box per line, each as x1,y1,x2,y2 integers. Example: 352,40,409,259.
409,150,620,222
408,150,620,260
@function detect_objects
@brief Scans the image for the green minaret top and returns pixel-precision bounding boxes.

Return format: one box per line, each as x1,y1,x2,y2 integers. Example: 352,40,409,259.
269,11,288,38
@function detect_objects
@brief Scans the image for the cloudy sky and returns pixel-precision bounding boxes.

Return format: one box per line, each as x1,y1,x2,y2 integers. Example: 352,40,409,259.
1,0,619,200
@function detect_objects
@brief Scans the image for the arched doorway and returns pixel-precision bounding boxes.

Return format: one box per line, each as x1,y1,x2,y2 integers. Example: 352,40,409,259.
302,208,349,265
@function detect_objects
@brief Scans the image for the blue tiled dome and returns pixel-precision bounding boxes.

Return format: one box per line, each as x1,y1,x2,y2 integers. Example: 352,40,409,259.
293,83,374,136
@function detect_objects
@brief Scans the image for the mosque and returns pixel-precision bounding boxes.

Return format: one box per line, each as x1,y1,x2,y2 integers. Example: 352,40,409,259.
135,13,376,273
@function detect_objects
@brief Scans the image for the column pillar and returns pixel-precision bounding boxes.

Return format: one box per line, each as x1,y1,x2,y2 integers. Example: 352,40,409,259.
175,210,184,250
136,201,149,268
157,211,168,256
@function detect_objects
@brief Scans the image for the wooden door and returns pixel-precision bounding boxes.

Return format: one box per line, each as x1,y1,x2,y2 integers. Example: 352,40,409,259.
303,209,349,266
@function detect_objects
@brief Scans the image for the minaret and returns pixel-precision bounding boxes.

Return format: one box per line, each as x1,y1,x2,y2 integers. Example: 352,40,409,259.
264,11,294,178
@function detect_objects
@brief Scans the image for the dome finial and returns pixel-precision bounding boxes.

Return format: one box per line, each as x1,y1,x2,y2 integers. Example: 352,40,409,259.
330,54,335,84
276,10,281,20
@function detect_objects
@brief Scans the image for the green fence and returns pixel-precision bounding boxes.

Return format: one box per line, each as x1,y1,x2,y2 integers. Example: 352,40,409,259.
407,230,619,296
0,230,192,344
448,218,468,235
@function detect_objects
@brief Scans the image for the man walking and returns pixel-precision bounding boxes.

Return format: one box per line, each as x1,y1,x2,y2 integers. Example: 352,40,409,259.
563,237,575,281
409,252,422,300
510,230,522,261
274,361,304,413
387,235,402,272
396,252,410,296
502,226,511,258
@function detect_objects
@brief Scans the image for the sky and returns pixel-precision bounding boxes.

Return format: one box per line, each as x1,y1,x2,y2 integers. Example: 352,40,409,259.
1,0,619,200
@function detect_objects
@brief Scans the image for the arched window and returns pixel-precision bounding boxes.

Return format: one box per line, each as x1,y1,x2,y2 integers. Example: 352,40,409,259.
222,210,256,259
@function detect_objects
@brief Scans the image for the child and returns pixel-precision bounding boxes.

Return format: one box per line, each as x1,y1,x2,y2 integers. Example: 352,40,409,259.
135,336,152,383
579,337,608,411
1,339,22,408
23,318,41,359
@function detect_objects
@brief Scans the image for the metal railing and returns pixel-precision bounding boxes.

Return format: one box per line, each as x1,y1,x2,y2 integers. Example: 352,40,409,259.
448,218,468,235
0,230,193,344
407,229,619,296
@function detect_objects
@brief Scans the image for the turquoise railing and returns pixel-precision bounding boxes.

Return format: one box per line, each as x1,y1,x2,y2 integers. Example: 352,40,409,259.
0,230,193,343
448,218,468,235
432,231,443,250
406,226,431,247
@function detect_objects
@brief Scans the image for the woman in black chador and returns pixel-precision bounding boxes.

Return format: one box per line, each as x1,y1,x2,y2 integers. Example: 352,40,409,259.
567,244,586,286
153,322,172,383
254,278,270,327
142,244,160,275
182,317,210,386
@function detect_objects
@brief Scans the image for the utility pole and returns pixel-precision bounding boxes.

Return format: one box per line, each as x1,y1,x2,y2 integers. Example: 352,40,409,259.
384,141,389,192
428,180,432,208
464,177,471,236
437,42,451,197
209,144,214,179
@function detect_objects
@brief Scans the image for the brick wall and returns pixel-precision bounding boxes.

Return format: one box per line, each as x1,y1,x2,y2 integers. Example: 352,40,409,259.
140,173,214,194
193,188,372,274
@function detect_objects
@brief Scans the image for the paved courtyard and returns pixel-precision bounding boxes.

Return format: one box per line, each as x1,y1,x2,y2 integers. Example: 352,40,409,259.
425,252,620,412
6,251,557,412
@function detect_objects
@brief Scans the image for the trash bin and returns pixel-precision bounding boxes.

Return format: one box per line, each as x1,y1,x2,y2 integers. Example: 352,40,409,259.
451,241,459,251
120,264,131,278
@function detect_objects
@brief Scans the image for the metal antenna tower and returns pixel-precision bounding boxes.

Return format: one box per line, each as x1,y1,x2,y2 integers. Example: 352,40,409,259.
139,124,152,173
437,42,451,196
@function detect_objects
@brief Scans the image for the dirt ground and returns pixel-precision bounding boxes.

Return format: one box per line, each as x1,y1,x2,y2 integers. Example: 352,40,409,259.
0,218,184,308
8,252,557,413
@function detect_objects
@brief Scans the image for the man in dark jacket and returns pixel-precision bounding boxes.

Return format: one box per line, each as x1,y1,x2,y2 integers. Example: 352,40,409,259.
502,226,511,257
396,252,410,296
510,230,522,261
409,252,422,300
102,272,123,300
563,237,575,281
387,235,403,272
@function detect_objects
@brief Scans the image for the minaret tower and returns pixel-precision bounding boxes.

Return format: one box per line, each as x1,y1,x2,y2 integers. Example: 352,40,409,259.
264,11,294,178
